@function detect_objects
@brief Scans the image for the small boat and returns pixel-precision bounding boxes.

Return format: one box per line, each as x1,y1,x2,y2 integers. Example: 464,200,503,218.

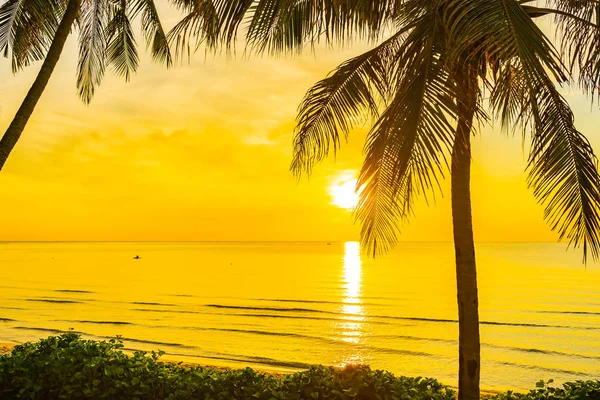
327,242,331,246
133,255,141,260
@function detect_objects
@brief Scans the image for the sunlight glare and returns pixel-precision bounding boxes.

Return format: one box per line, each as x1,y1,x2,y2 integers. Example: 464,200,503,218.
339,241,365,349
329,178,361,210
343,241,362,302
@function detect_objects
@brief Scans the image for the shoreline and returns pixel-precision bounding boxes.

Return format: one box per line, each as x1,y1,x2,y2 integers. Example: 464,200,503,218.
1,341,503,397
0,343,16,355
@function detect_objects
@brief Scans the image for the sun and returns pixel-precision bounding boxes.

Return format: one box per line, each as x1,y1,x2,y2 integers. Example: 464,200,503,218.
329,177,361,210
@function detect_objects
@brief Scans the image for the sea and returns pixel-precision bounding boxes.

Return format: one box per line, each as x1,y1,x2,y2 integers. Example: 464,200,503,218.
0,241,598,392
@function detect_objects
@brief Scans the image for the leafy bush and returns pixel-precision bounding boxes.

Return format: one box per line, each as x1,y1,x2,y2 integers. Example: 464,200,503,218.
0,333,454,399
0,334,597,399
279,365,453,400
490,379,600,400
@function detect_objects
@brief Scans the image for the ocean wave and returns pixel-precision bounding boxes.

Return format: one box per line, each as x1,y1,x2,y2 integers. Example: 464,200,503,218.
57,320,134,326
375,315,456,323
488,344,600,361
494,360,591,377
181,326,310,338
373,334,454,343
372,335,600,360
480,320,599,330
253,298,383,306
54,290,94,294
370,314,599,330
205,304,329,313
211,312,394,325
133,308,200,314
176,326,345,346
537,310,600,316
13,326,82,334
203,304,598,331
117,337,196,349
25,298,82,304
370,346,438,358
164,351,312,369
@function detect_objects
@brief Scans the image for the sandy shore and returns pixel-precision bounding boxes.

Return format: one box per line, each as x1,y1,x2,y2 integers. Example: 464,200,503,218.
0,342,502,397
0,343,17,355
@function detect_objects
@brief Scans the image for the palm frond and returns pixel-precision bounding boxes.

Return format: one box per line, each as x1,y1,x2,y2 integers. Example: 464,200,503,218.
0,0,24,56
129,0,171,66
210,0,254,48
488,60,533,135
494,1,600,99
245,0,400,54
0,0,63,72
106,0,138,81
245,0,298,54
290,28,409,178
548,0,600,96
356,11,458,256
77,0,109,103
447,0,567,81
528,82,600,262
446,0,567,129
166,0,402,57
449,0,600,261
166,0,218,61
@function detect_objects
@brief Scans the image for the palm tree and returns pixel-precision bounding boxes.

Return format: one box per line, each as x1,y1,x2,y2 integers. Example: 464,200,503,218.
0,0,173,170
169,0,600,399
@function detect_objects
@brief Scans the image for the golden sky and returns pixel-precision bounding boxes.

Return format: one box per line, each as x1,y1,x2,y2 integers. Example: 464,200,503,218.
1,8,600,243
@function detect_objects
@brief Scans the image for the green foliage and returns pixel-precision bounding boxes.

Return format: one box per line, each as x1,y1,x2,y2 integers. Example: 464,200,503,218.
280,365,454,400
1,334,598,400
491,380,600,400
0,334,454,399
177,0,600,262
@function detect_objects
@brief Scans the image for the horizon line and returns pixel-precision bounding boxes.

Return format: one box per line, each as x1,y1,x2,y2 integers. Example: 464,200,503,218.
0,240,564,244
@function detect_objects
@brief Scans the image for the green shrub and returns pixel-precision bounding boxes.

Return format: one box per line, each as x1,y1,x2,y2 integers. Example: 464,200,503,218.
0,333,454,399
0,334,597,400
490,379,600,400
280,365,453,400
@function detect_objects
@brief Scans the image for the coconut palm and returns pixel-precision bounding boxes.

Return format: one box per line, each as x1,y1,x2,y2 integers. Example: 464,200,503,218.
0,0,172,170
169,0,600,398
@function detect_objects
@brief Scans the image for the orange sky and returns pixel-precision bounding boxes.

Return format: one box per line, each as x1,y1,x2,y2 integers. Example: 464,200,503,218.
1,8,600,243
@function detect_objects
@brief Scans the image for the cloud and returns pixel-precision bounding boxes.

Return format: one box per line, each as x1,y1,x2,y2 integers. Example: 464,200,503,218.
2,10,590,243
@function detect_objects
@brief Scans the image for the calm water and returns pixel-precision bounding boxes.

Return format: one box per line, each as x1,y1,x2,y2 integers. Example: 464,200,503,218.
0,241,598,391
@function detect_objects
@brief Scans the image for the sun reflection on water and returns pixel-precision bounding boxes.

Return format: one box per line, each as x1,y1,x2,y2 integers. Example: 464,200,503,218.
337,242,366,364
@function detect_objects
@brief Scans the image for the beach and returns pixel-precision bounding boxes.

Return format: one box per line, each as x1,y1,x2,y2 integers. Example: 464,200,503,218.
0,241,598,393
0,343,14,355
2,339,510,398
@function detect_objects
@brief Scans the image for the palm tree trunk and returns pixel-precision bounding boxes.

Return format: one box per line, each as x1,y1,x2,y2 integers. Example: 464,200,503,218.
0,0,81,171
452,69,480,400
